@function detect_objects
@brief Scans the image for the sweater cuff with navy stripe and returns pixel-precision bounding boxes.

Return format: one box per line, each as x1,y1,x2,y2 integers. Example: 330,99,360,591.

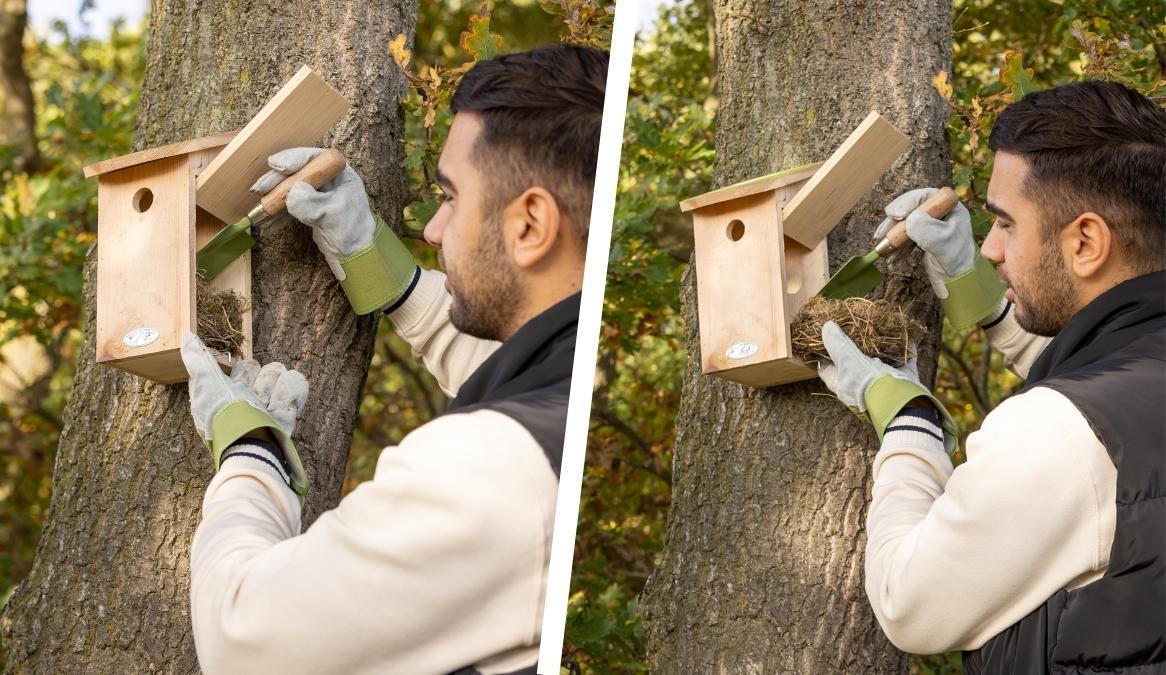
883,406,947,455
979,298,1012,329
220,437,293,490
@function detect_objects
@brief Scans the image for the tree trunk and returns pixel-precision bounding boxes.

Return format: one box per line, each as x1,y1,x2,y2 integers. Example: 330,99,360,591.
0,0,38,172
1,1,417,671
640,1,952,672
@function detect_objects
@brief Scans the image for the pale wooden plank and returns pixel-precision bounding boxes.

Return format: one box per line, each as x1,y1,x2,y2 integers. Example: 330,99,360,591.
95,154,194,372
679,162,822,212
707,357,819,388
195,65,351,224
691,191,785,378
82,131,238,178
689,175,829,387
779,111,909,248
191,145,252,365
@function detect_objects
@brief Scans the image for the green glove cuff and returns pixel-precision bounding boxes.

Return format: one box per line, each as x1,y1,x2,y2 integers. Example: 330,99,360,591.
207,400,308,501
941,253,1006,330
338,216,419,315
864,374,958,453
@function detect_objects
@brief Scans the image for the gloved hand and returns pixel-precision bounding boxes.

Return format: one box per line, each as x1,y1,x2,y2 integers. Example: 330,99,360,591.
181,332,310,500
250,147,420,315
873,188,1004,329
818,321,956,453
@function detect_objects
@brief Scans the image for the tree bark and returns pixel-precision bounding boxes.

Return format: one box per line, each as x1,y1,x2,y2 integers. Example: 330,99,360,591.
640,1,952,672
0,0,39,172
1,1,417,671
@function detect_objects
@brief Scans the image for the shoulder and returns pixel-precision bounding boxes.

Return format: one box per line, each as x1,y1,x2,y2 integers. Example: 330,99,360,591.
969,386,1113,483
366,410,558,526
978,386,1093,441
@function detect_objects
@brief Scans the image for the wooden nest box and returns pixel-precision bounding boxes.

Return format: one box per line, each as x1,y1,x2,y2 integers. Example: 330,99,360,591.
82,65,350,384
680,111,910,387
82,132,252,384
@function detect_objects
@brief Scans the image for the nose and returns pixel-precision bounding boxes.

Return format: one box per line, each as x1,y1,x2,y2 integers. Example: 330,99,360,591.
981,221,1004,264
423,206,447,247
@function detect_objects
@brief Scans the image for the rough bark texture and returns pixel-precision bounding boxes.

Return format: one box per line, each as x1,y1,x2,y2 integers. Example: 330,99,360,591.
640,1,952,672
0,0,38,171
1,1,417,671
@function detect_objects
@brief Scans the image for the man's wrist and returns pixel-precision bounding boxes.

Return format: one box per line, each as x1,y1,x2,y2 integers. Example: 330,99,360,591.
240,427,276,444
904,396,938,416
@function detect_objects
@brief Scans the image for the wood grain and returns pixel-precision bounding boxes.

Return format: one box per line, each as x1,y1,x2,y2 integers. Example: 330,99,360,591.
82,131,237,178
195,65,350,224
192,147,253,366
689,176,828,387
92,146,250,384
679,162,821,212
779,111,910,248
94,154,195,383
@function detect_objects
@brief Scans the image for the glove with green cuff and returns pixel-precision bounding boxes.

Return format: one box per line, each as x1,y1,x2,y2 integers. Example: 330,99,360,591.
817,321,957,454
250,147,420,315
874,187,1004,329
181,332,310,501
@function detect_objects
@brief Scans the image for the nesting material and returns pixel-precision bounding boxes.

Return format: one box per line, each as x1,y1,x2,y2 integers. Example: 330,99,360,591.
196,277,247,356
791,296,925,368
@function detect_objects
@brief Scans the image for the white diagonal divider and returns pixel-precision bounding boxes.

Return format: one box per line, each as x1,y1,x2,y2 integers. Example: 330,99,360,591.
536,1,637,671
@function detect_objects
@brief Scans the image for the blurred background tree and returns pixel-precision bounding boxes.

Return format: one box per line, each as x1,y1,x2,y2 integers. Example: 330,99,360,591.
565,0,1162,672
0,0,612,658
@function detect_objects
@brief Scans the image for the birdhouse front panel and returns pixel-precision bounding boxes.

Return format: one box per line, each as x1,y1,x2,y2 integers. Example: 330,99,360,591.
90,138,249,385
95,154,197,383
689,180,828,388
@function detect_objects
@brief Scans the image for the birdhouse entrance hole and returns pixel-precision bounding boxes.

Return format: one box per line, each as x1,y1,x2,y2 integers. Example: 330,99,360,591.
727,219,745,241
132,187,153,213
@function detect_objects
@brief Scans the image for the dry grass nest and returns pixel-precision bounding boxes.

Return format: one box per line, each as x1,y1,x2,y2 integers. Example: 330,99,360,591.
791,296,925,368
196,277,247,356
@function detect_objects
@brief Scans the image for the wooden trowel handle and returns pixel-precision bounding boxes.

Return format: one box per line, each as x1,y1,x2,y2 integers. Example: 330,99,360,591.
882,186,959,252
260,148,347,216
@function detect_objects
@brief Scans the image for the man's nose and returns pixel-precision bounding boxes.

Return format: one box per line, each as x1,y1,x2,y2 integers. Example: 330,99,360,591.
981,223,1004,264
423,209,446,247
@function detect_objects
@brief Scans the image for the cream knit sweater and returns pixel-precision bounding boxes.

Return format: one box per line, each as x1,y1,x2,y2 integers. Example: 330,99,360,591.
189,270,558,674
865,301,1117,654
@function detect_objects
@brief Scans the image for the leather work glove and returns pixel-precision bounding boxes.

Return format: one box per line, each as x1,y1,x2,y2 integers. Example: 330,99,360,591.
874,187,1004,329
817,321,957,454
181,332,310,501
250,147,420,315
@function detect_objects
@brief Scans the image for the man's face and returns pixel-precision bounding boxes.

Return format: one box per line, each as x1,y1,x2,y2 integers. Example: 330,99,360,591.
423,113,524,341
980,152,1078,336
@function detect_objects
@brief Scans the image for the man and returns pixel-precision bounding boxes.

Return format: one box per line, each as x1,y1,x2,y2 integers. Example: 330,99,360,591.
178,44,607,674
817,80,1165,672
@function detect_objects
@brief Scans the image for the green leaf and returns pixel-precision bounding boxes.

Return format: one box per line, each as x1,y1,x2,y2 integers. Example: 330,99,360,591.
460,8,502,61
1001,51,1039,100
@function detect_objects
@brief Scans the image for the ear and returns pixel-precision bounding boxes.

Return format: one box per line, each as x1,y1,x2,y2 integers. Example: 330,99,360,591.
503,187,562,269
1062,211,1112,280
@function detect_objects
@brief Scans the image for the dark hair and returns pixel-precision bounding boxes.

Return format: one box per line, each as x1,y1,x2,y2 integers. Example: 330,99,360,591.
989,80,1166,273
450,43,607,241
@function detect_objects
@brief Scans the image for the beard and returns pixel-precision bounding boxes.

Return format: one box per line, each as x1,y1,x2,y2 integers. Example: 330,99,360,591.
445,213,525,342
1005,237,1078,337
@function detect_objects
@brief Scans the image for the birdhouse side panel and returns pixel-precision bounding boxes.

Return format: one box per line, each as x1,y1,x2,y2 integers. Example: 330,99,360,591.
190,146,252,364
194,206,252,362
781,236,830,329
690,191,785,376
95,155,195,370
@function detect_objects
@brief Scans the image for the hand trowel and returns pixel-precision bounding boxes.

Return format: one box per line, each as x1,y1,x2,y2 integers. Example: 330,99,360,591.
196,148,347,280
818,186,958,299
